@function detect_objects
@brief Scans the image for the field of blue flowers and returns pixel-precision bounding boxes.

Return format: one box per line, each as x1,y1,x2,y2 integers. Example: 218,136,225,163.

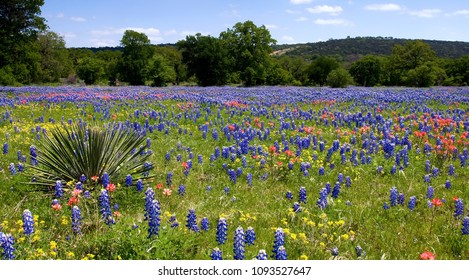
1,86,469,260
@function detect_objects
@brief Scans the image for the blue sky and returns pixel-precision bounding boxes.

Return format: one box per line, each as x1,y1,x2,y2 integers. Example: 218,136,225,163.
41,0,469,47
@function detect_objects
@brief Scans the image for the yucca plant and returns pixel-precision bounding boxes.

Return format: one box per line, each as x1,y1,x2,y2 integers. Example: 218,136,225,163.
28,122,154,190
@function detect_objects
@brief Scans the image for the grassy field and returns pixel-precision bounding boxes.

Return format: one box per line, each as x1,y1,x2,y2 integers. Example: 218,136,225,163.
0,86,468,260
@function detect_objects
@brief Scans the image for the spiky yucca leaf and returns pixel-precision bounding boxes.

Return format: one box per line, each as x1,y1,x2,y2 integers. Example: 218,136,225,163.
28,123,154,188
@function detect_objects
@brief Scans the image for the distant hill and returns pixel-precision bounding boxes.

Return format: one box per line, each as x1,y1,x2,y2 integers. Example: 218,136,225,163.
272,36,469,61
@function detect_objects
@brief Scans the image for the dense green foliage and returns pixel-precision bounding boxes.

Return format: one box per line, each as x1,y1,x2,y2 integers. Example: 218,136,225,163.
1,1,468,87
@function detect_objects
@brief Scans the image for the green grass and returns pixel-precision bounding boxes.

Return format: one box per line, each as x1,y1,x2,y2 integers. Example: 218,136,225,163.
0,96,468,260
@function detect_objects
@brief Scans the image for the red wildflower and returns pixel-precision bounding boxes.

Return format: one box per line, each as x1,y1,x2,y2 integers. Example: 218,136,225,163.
67,196,79,206
52,204,62,211
431,198,443,207
113,211,122,218
269,145,277,154
106,183,116,192
163,188,172,196
91,175,99,182
419,251,435,260
182,161,189,170
156,183,164,189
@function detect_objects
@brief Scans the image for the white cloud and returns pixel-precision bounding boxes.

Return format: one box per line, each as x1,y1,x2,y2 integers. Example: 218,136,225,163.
89,38,117,47
180,31,210,37
285,9,300,14
70,16,86,22
364,3,402,11
164,29,178,35
314,18,352,26
295,16,308,21
408,9,442,18
91,27,160,37
307,5,343,15
452,9,469,16
282,35,295,42
290,0,313,4
265,24,278,29
56,13,64,18
61,32,77,39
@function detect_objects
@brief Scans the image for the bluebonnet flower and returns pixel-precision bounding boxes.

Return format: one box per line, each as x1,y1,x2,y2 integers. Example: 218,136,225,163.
331,247,339,257
210,247,223,260
206,186,212,192
201,217,209,231
75,182,83,191
79,174,86,183
125,174,132,186
408,196,416,211
166,172,173,186
397,193,405,206
256,249,268,260
146,137,151,149
285,191,293,200
390,165,397,175
390,187,398,207
17,150,22,161
99,189,114,225
276,246,288,260
178,185,186,196
237,167,242,177
448,164,455,176
228,169,237,183
318,166,325,176
144,187,155,220
316,188,328,210
233,226,245,260
30,145,37,165
337,173,344,183
71,206,82,234
299,186,306,203
245,227,256,245
462,217,469,235
165,152,171,162
272,228,285,258
2,142,8,155
186,209,199,232
425,160,431,173
217,218,228,245
293,202,301,212
101,172,110,188
247,173,252,186
224,187,230,195
0,232,15,260
424,174,431,184
198,154,203,164
22,209,35,235
147,200,161,238
454,199,464,219
136,179,143,191
9,163,16,175
332,182,341,199
427,186,434,199
345,176,351,187
383,202,390,210
83,191,90,199
355,246,364,257
432,167,439,177
377,166,383,174
445,180,451,189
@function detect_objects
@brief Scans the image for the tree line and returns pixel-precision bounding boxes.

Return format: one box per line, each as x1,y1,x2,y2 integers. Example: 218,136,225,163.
1,0,468,87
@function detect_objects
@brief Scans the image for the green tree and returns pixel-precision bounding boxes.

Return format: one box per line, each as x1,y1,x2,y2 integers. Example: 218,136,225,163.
146,54,176,87
177,34,229,86
0,0,47,84
404,62,446,87
307,56,340,86
444,56,469,86
119,30,154,85
326,67,354,88
76,57,105,85
96,50,122,85
37,31,72,83
219,21,277,86
154,46,185,85
387,40,437,85
349,55,385,86
275,56,309,85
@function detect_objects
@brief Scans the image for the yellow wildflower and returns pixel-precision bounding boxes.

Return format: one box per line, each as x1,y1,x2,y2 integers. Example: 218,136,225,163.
283,228,291,235
290,233,297,240
341,234,349,241
50,241,57,250
318,223,324,228
67,252,75,258
319,242,326,248
87,253,95,259
320,213,327,219
33,215,39,222
300,254,309,260
322,233,328,238
336,220,345,226
35,248,45,257
32,234,40,242
307,221,315,227
50,251,57,258
327,221,334,226
18,237,25,243
298,232,307,241
16,220,23,227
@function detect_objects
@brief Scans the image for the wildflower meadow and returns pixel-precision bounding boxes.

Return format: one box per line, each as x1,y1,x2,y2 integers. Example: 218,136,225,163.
1,86,469,260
